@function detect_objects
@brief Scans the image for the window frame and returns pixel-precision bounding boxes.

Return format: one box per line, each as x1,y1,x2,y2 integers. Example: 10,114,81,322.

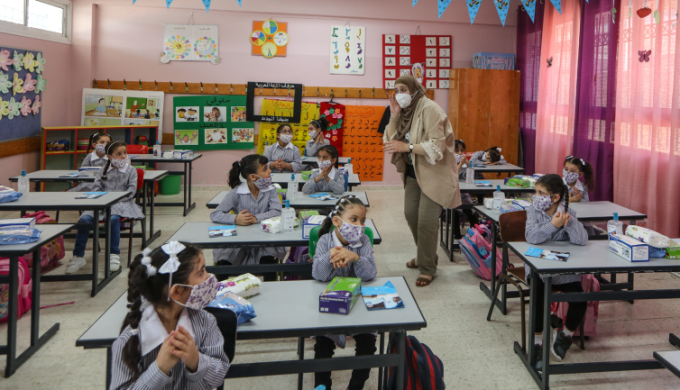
0,0,72,44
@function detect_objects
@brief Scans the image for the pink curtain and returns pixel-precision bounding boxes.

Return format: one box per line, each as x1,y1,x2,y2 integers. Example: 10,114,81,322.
614,0,680,237
535,0,582,174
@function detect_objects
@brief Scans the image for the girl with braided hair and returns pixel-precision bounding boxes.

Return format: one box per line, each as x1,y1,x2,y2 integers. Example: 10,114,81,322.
110,242,229,389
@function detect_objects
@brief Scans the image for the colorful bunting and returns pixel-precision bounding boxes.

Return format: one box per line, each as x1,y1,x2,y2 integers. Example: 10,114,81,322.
166,0,173,8
202,0,211,11
521,0,537,22
550,0,562,14
237,0,242,5
494,0,511,26
467,0,482,24
438,0,452,18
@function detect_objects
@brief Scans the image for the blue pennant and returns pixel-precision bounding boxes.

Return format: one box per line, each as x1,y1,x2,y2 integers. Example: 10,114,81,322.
438,0,452,18
493,0,511,26
466,0,482,24
550,0,562,14
166,0,173,8
133,0,136,3
521,0,537,22
237,0,242,5
202,0,211,11
413,0,419,6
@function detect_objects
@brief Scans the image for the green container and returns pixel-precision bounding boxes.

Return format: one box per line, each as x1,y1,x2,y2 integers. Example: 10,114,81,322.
160,175,181,195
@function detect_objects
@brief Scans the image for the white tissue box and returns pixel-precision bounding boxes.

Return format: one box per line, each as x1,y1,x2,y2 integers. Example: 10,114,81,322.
303,215,327,239
0,218,35,229
173,150,194,160
261,216,301,234
609,233,649,262
162,151,174,159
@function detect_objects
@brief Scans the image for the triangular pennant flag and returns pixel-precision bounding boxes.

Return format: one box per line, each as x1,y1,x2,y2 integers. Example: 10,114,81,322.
202,0,211,11
438,0,452,18
493,0,511,26
237,0,242,5
520,0,536,22
132,0,136,3
413,0,419,6
166,0,173,8
466,0,482,24
550,0,562,14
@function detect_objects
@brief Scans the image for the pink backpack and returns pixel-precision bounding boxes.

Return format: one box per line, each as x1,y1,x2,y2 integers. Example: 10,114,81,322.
22,211,65,269
0,257,32,323
459,225,503,280
551,274,600,336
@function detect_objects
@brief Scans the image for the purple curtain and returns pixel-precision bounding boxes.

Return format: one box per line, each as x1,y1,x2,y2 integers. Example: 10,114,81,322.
572,0,619,201
516,2,544,175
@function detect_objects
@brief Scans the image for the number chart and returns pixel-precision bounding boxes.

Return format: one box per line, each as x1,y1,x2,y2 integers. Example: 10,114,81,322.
342,105,385,182
382,35,452,90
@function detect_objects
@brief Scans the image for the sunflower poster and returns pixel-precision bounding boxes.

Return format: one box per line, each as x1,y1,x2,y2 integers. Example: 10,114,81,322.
162,24,219,62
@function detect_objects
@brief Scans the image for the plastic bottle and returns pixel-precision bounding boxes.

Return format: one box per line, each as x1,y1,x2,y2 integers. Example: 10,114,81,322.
466,166,475,184
625,225,670,248
607,212,623,238
286,174,298,200
282,200,295,234
345,158,354,175
341,168,349,191
153,141,162,157
492,185,505,211
18,170,29,194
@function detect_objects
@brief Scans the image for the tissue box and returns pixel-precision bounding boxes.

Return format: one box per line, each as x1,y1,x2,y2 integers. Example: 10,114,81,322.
173,150,194,160
666,240,680,259
609,234,649,262
303,215,327,239
299,210,320,220
319,277,362,315
0,186,15,194
301,171,313,181
261,216,300,233
0,218,35,229
505,178,531,188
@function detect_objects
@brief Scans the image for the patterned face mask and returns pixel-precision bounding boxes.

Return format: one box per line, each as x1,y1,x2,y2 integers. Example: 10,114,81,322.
562,169,580,184
253,175,272,190
110,158,128,170
173,274,218,310
279,134,293,144
532,194,554,212
308,130,317,139
318,160,333,170
338,217,364,245
94,143,107,154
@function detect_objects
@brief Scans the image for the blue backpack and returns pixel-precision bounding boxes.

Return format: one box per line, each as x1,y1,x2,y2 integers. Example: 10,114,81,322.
387,334,445,390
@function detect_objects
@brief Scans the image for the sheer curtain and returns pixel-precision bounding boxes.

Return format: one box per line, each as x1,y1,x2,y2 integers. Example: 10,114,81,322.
517,2,545,175
535,0,582,174
573,0,620,201
615,0,680,237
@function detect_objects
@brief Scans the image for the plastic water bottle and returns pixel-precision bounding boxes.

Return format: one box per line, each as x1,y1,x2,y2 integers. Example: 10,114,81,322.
18,170,30,194
492,185,505,211
607,212,623,238
153,141,162,157
282,200,295,234
286,174,298,200
466,166,474,184
340,168,349,191
345,158,354,175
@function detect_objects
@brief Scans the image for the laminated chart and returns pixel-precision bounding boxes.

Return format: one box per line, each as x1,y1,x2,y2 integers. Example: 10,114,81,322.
329,25,365,75
383,34,452,89
342,106,385,182
256,99,320,155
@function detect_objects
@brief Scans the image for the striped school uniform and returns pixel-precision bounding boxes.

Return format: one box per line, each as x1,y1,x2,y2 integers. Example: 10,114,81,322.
305,138,330,157
69,151,108,193
469,150,507,166
302,167,345,195
312,230,376,282
263,142,304,173
564,179,590,202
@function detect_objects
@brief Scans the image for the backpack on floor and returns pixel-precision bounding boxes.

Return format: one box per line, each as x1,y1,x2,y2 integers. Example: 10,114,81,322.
459,225,503,280
387,334,445,390
551,274,600,337
0,257,32,323
22,211,65,269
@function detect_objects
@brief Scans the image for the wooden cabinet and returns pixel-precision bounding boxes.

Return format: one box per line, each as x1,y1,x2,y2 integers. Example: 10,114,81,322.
448,68,520,165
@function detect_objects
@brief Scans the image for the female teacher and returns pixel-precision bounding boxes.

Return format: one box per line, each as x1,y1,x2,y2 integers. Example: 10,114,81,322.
383,75,461,287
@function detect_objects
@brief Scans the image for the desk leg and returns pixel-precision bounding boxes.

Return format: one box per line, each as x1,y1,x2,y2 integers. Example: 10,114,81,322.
297,337,304,390
148,181,160,246
4,256,18,376
489,222,497,296
91,210,100,297
141,181,148,248
500,242,508,315
183,162,189,216
188,161,194,214
627,273,635,304
527,272,537,364
106,347,112,389
541,277,552,390
30,249,41,345
396,331,406,390
669,333,680,348
104,207,111,280
378,332,385,390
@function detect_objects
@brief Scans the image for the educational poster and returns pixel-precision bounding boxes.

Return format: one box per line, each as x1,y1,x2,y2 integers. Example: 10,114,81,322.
250,20,288,58
125,97,161,120
319,102,345,156
81,89,164,139
382,35,452,89
256,99,320,155
162,24,219,63
232,128,254,143
231,106,246,122
0,46,44,142
172,95,254,150
343,105,385,181
83,94,123,117
329,25,365,75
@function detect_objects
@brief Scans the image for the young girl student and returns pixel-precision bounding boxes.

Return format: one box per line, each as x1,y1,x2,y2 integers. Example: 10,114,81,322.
312,196,377,390
453,139,479,238
110,242,230,389
525,174,589,368
69,133,112,193
302,145,344,195
65,141,145,274
305,117,330,157
469,146,507,166
209,154,284,281
563,156,595,203
263,124,303,173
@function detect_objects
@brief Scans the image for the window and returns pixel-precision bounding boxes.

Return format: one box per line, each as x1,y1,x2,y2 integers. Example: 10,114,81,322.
0,0,71,44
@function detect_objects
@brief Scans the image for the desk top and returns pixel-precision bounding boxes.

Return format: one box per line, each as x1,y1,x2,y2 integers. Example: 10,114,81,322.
140,170,169,181
466,164,524,174
206,191,370,209
0,192,129,211
272,173,361,186
474,202,647,223
9,169,169,183
654,350,680,378
76,276,426,348
130,154,203,163
508,240,680,275
459,180,535,194
168,219,382,247
302,157,350,165
0,224,74,256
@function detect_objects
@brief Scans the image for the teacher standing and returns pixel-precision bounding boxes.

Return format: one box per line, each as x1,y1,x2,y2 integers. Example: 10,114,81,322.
383,76,461,287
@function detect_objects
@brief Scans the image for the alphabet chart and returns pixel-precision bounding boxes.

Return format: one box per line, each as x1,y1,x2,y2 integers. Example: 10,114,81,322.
382,35,452,90
342,105,385,182
329,25,366,75
257,99,320,155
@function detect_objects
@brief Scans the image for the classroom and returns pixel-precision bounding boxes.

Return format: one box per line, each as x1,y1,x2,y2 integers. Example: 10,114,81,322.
0,0,679,389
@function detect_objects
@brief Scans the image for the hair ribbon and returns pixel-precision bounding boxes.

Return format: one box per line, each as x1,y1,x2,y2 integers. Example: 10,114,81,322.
159,241,186,300
140,247,156,278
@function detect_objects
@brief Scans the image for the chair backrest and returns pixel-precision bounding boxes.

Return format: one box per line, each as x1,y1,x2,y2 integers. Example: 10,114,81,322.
135,168,144,192
308,225,374,258
498,210,527,243
127,145,149,155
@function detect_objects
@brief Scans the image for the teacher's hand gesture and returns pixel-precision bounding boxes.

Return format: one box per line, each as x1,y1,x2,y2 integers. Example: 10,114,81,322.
389,92,402,118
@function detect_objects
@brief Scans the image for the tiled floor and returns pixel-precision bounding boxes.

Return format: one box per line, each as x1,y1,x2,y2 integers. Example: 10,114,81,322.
1,188,680,389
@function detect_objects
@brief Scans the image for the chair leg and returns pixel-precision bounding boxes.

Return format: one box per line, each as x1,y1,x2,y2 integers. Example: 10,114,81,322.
55,211,60,222
578,315,585,350
127,221,134,267
487,274,527,351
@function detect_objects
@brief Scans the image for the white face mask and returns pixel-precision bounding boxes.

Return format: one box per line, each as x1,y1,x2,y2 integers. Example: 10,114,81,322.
318,160,333,170
280,134,293,144
396,93,414,109
308,130,317,139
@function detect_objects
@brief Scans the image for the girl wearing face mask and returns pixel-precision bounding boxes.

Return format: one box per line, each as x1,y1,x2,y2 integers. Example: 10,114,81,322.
69,133,112,193
210,154,284,280
383,75,461,287
312,196,377,390
65,141,144,275
525,174,588,369
305,117,330,157
110,242,230,390
563,156,595,203
263,124,304,173
302,145,344,195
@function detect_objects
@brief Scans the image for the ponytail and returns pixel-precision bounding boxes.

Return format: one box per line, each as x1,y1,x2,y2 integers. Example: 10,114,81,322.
228,154,269,189
311,117,329,132
318,195,367,238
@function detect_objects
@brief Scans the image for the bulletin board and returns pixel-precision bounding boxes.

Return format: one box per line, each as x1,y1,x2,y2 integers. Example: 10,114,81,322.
256,99,320,155
383,35,452,90
173,95,254,150
342,105,385,181
0,46,44,142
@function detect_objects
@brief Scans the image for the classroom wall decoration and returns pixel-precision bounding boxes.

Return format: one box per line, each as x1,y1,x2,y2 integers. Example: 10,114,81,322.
173,95,254,150
493,0,511,26
162,24,220,64
0,46,44,143
329,25,366,75
80,89,164,139
246,82,303,123
343,105,385,181
383,35,452,90
319,102,345,156
251,19,288,59
256,99,320,155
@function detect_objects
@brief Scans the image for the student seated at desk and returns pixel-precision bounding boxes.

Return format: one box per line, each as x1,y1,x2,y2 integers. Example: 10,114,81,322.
69,133,112,193
563,156,595,203
302,145,344,195
263,124,303,173
94,98,107,113
110,242,229,390
469,146,507,166
526,174,588,369
453,139,479,238
209,154,284,281
305,117,330,157
312,196,377,390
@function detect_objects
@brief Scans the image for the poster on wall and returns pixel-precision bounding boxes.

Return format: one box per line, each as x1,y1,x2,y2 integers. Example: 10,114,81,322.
250,19,288,59
343,106,385,181
382,34,452,89
256,99,320,155
162,24,219,63
173,95,254,150
80,89,164,139
329,25,365,75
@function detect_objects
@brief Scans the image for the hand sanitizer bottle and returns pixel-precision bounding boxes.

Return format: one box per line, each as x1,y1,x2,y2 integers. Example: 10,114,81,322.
286,174,298,200
466,166,475,184
492,185,505,211
153,141,162,157
282,200,295,234
18,170,30,194
345,158,354,175
607,212,623,239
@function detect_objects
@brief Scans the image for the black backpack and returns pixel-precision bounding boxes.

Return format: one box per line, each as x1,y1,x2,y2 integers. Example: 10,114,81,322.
387,334,445,390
